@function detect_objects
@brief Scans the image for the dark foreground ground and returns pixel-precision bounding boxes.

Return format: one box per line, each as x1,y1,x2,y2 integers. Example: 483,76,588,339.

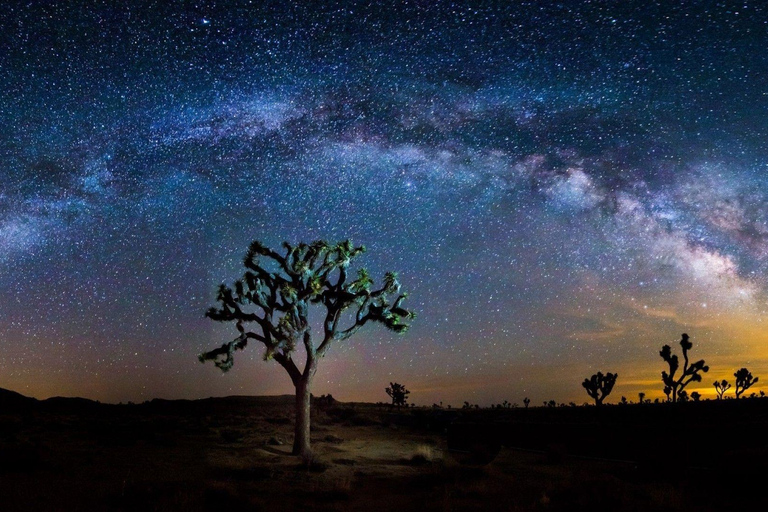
1,387,767,511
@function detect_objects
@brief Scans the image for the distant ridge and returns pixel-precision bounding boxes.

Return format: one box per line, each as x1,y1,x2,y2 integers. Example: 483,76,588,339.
0,387,38,409
0,387,298,413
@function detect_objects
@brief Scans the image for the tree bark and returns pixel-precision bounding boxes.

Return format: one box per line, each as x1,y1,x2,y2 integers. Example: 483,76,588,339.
293,378,312,457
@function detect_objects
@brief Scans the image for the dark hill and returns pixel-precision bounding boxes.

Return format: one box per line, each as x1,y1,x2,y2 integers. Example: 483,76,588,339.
41,396,102,413
0,387,38,411
0,387,297,414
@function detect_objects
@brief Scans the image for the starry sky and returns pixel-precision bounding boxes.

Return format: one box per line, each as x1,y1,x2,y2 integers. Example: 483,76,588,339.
1,0,767,406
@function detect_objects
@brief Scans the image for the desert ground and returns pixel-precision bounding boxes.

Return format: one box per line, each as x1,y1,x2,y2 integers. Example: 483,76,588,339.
1,388,766,511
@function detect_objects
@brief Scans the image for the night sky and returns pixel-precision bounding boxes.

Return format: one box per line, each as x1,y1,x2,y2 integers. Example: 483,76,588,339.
2,1,767,406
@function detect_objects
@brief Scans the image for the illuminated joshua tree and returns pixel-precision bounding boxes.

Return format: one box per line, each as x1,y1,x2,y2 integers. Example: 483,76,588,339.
385,382,410,407
660,333,709,402
713,379,731,399
734,368,758,399
200,240,414,457
581,371,618,406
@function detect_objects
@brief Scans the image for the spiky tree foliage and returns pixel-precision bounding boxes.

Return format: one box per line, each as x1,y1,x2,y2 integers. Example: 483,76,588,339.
200,240,414,456
660,333,709,402
582,371,618,406
385,382,410,407
734,368,758,399
714,379,731,399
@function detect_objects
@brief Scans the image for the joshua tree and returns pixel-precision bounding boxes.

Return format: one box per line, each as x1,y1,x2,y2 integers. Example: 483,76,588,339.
734,368,758,399
713,379,731,399
385,382,410,407
523,397,531,409
638,392,646,404
660,333,709,402
200,240,413,456
581,371,618,406
690,391,701,402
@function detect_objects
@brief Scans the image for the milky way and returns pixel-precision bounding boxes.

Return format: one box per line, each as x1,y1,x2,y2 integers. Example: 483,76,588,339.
1,1,767,405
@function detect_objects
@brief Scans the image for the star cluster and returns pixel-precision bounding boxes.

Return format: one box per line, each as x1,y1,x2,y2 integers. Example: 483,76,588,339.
1,1,767,405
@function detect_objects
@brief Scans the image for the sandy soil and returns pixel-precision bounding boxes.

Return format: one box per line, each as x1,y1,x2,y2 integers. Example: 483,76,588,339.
1,396,764,511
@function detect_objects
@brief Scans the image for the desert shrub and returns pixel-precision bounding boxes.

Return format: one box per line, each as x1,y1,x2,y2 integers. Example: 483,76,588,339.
300,451,329,473
410,444,435,465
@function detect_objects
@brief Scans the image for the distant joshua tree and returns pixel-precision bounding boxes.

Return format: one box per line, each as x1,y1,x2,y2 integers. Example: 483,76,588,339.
200,240,413,457
734,368,759,399
523,397,531,409
713,379,731,399
660,333,709,402
690,391,701,402
581,371,618,406
638,392,646,404
386,382,410,407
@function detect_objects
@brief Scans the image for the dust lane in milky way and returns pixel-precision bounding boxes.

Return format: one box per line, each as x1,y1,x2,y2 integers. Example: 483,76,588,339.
1,1,767,405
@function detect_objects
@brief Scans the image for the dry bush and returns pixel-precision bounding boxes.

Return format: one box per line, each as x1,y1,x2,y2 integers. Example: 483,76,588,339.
410,444,437,466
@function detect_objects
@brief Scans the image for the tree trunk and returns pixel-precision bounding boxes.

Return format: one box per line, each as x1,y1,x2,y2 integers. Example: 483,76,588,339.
293,378,312,457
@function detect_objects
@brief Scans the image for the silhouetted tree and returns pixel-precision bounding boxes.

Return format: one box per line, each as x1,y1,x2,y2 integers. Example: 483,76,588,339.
581,371,618,406
523,397,530,409
713,379,731,399
200,240,413,457
690,391,701,402
660,333,709,402
678,390,689,402
545,400,556,408
638,392,646,404
734,368,758,399
620,396,628,405
386,382,410,407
